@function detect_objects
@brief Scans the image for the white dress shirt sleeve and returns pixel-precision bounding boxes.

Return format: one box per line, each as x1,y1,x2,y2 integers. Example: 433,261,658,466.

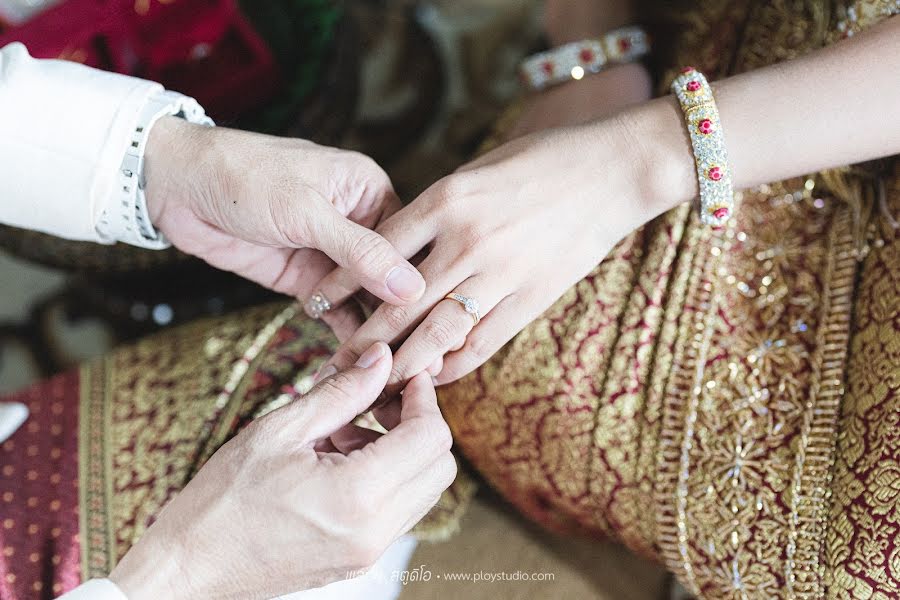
57,579,128,600
0,42,163,242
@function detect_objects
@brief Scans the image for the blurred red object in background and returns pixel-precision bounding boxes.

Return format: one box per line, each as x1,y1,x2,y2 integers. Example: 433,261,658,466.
0,0,281,121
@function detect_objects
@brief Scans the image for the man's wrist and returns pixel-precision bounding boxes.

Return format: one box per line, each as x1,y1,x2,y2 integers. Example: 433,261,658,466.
143,116,207,227
108,531,189,600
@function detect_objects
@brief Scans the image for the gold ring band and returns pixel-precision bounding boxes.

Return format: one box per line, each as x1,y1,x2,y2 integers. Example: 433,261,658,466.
443,293,481,326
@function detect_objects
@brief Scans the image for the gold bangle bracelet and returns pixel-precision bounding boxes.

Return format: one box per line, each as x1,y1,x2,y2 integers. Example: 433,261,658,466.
671,67,735,227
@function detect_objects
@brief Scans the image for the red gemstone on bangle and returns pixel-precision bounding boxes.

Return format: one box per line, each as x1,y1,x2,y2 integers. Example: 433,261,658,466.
542,61,555,76
698,119,714,134
708,166,723,181
618,37,632,52
681,66,696,74
685,80,701,92
713,207,730,220
579,48,595,63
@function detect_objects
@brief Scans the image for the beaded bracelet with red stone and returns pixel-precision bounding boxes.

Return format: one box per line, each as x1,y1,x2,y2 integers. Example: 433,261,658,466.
518,26,650,92
670,67,735,227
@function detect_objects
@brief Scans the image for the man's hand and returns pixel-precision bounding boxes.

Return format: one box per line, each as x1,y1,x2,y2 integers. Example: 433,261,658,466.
109,342,456,600
142,118,426,308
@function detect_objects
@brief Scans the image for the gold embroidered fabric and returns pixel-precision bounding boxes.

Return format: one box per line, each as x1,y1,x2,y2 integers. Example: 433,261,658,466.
77,304,475,577
824,164,900,600
436,1,900,598
68,1,899,597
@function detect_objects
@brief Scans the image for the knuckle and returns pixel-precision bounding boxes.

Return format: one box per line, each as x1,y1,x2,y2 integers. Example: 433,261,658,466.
459,223,488,249
345,154,391,198
246,412,283,443
421,315,457,349
347,150,382,174
419,416,454,455
466,333,495,362
345,230,390,272
389,363,412,385
434,421,455,454
380,304,412,334
432,173,474,211
268,192,310,246
363,156,391,185
437,454,458,488
314,371,358,402
336,345,363,365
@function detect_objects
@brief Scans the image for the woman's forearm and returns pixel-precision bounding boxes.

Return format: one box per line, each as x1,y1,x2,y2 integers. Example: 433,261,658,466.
621,16,900,219
544,0,638,45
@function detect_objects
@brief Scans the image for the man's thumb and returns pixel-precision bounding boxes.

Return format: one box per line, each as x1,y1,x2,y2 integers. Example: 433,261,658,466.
288,342,392,443
311,204,425,305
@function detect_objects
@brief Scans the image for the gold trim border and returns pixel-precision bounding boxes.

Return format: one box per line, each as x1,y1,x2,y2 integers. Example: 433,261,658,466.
653,202,859,598
653,215,716,595
78,360,116,579
785,206,858,599
192,304,299,472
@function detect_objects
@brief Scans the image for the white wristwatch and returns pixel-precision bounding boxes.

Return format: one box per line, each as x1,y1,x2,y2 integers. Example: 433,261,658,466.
96,90,214,249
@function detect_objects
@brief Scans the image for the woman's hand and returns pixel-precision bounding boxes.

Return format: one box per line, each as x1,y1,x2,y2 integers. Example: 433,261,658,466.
143,118,426,310
308,112,685,389
109,342,456,600
308,15,900,394
506,63,652,141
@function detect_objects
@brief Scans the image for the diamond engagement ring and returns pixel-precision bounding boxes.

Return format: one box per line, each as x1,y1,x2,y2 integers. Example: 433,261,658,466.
305,291,332,320
444,293,481,326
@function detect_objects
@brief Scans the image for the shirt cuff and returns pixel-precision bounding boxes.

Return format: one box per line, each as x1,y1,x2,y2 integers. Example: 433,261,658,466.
0,42,162,242
57,579,128,600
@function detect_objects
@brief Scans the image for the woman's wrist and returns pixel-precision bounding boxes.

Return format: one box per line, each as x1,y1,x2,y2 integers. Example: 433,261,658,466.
604,16,900,231
589,96,698,227
540,98,693,255
566,62,653,104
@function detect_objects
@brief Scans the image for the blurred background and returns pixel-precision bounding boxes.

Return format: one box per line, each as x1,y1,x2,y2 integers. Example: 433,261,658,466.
0,1,676,597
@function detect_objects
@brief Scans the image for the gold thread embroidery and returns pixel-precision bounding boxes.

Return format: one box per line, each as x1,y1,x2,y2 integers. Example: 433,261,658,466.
79,360,115,579
74,301,471,570
785,207,857,598
655,219,715,594
194,303,300,470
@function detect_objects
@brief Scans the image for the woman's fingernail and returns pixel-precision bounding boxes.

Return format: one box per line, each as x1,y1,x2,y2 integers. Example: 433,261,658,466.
355,342,387,368
314,365,337,383
386,266,426,301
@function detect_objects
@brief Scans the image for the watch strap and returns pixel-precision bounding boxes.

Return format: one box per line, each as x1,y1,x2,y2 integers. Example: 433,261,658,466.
97,90,213,249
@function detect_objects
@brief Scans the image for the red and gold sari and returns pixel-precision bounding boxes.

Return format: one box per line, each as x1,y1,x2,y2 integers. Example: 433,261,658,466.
1,1,898,598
